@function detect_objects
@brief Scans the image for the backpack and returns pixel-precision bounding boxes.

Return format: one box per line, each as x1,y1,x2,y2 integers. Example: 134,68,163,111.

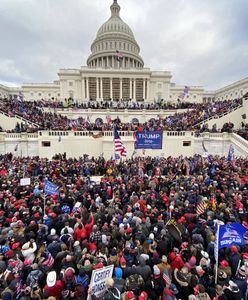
107,287,121,300
126,274,144,296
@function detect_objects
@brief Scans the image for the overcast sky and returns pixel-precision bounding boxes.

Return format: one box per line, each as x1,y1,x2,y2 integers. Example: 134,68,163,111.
0,0,248,90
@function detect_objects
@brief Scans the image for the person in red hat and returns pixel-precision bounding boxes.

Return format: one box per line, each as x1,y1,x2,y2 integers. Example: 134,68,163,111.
126,291,135,300
229,246,241,277
139,291,148,300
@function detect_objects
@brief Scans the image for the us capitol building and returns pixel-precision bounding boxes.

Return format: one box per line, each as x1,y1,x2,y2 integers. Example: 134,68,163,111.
0,0,248,102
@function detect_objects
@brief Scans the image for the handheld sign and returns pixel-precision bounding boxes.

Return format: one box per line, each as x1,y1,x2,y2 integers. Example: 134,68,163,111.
134,131,163,149
20,178,31,186
87,265,114,300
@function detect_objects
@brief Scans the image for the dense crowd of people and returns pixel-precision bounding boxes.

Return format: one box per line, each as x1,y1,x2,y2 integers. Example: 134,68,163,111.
0,98,243,133
236,123,248,141
0,153,247,299
36,99,196,111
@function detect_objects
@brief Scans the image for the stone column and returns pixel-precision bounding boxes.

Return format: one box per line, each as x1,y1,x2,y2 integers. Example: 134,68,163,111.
133,78,136,100
81,78,85,100
112,56,114,68
96,78,99,100
143,78,146,100
129,79,132,99
110,78,113,100
120,78,123,99
86,78,89,100
147,79,150,101
100,78,103,100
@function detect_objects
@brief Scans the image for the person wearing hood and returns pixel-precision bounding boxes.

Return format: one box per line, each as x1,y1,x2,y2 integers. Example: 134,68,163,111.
133,255,152,282
223,280,242,300
113,267,125,293
169,248,184,270
232,265,247,299
21,240,37,263
228,246,241,277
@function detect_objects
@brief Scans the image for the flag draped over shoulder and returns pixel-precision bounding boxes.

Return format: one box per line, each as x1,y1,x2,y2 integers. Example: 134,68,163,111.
44,179,59,196
114,127,127,157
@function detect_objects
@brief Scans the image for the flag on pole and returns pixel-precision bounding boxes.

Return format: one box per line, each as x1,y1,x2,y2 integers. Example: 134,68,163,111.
44,179,59,195
202,141,213,163
58,136,62,142
227,144,234,161
114,127,127,157
14,144,18,151
196,199,205,216
106,115,112,125
217,223,248,250
115,50,123,61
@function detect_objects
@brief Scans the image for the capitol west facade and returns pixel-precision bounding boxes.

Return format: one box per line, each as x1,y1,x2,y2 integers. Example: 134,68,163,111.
0,0,248,103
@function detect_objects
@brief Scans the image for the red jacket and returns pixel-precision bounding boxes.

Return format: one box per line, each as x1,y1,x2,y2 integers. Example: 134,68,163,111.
85,214,94,238
169,252,184,270
44,280,65,300
163,287,175,300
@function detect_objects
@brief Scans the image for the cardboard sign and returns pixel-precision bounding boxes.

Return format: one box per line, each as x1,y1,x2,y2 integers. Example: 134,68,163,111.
87,265,114,300
20,178,31,186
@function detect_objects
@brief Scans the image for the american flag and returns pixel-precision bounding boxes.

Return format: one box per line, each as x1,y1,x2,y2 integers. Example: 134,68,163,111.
163,271,171,286
196,199,205,216
114,127,127,157
115,50,123,61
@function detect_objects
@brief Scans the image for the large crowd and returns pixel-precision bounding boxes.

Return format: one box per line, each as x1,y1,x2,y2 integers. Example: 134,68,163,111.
236,123,248,141
0,98,243,133
36,99,196,111
0,153,247,299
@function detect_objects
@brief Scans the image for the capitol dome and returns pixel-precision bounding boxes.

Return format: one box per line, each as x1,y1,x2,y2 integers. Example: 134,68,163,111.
87,0,144,69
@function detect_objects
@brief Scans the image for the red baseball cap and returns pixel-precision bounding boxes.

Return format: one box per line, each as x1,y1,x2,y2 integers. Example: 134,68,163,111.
139,291,148,300
127,291,135,299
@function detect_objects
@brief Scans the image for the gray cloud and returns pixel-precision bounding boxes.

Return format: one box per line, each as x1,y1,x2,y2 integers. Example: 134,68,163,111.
0,0,247,90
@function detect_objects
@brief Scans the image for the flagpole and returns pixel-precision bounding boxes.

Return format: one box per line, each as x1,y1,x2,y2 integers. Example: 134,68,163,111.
43,192,46,221
113,126,116,163
215,223,220,284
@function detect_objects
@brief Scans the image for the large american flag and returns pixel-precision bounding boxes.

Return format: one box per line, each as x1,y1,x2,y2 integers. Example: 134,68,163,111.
196,199,205,216
114,127,127,157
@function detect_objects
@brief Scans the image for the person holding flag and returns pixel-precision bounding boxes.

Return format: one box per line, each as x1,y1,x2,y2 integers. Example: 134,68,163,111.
43,179,59,219
114,127,127,159
227,144,235,161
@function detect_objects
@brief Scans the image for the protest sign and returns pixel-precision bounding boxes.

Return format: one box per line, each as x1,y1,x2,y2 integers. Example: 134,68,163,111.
87,265,114,300
20,178,31,186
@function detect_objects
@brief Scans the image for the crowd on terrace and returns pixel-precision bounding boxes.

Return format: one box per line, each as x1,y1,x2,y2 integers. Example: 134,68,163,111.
0,98,243,134
0,154,247,299
35,99,196,110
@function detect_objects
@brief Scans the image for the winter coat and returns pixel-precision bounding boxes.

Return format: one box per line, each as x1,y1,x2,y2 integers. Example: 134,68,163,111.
133,256,152,282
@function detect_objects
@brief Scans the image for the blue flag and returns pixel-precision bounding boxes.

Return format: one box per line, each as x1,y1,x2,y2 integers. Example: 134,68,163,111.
44,180,59,195
115,152,120,160
217,223,248,250
227,144,234,161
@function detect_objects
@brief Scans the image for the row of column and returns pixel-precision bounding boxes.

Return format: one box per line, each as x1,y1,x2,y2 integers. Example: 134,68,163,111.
89,56,143,69
82,78,150,100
